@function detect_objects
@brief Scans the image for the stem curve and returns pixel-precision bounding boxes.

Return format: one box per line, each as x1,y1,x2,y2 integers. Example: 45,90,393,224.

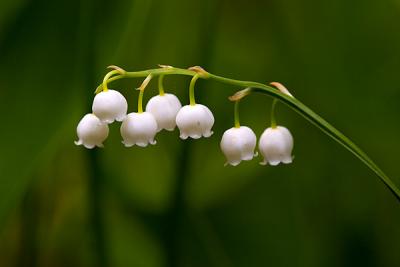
189,74,200,106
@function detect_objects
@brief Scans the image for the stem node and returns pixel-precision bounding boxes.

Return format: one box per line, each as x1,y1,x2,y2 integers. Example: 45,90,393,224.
270,82,293,97
107,65,126,74
188,66,209,78
229,88,251,102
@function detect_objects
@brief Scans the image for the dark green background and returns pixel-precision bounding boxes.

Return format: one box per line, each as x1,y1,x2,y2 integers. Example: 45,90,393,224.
1,0,400,266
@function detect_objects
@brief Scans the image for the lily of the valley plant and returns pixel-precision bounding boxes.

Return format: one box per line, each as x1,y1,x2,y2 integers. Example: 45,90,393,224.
75,65,400,202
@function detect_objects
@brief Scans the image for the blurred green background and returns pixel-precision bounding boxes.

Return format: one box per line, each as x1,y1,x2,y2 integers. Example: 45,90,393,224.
1,0,400,266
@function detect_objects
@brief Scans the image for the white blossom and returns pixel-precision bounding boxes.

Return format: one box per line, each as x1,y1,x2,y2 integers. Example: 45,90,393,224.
145,93,182,132
92,89,128,123
75,114,109,149
220,126,257,166
120,112,158,147
259,126,294,166
175,104,214,139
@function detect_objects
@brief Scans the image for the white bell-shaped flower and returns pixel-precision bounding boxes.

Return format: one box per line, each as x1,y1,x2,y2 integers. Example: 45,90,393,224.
145,93,182,132
75,114,109,149
92,89,128,123
175,104,214,139
259,126,294,166
220,126,257,166
120,112,158,147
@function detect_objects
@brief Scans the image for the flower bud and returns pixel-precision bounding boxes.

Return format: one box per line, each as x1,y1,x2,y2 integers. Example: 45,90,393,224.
259,126,294,166
220,126,257,166
75,114,109,149
92,89,128,123
120,112,158,147
145,93,182,132
175,104,214,139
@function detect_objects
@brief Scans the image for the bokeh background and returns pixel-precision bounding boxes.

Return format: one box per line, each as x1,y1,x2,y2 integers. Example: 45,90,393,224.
1,0,400,266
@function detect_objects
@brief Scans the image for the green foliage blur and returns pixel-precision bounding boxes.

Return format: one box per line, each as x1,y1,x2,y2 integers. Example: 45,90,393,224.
1,0,400,266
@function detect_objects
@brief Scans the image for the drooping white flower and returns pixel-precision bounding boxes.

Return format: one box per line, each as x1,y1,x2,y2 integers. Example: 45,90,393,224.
92,89,128,123
259,126,294,166
145,93,182,132
175,104,214,139
75,113,109,149
220,126,257,166
120,112,158,147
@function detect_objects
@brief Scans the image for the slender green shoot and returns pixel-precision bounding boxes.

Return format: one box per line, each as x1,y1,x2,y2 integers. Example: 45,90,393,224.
270,99,278,128
234,100,240,128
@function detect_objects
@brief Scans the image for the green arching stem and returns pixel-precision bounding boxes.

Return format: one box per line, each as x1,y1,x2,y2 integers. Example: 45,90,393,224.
95,67,197,94
102,70,120,92
96,66,400,202
270,99,278,128
189,74,200,106
138,89,144,113
234,100,240,128
158,74,165,96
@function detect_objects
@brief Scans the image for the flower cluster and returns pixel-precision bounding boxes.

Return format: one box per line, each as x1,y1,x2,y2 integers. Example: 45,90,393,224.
75,75,215,148
72,65,400,202
220,125,293,166
76,89,213,148
75,89,127,148
75,67,294,167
